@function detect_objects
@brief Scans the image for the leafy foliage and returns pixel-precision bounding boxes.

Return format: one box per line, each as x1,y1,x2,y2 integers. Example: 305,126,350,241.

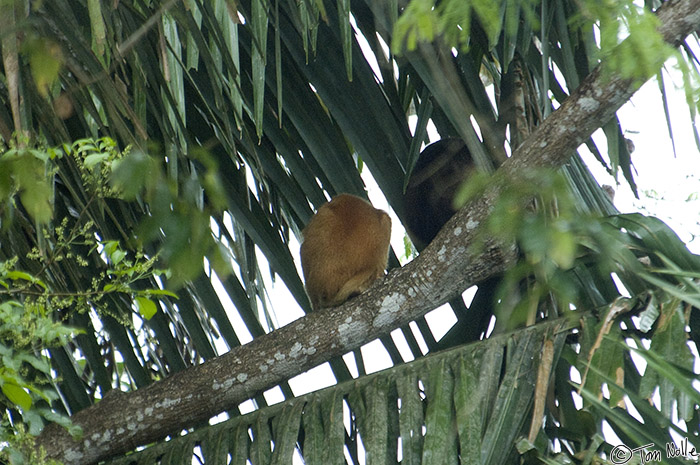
0,297,75,428
0,286,78,464
104,321,567,465
0,140,179,462
0,0,699,463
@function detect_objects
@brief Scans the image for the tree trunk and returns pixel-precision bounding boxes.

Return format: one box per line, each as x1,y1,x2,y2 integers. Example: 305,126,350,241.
36,0,700,463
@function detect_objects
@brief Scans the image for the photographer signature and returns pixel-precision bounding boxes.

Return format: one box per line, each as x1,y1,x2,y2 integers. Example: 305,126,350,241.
611,438,698,464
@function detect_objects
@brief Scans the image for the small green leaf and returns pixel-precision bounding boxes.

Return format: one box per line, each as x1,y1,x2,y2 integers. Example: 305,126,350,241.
550,226,576,270
5,271,47,290
23,409,43,435
2,382,33,411
103,240,118,255
136,296,158,320
103,240,126,265
87,0,107,58
84,153,110,169
144,289,179,299
19,182,53,224
5,271,36,282
17,353,51,374
111,249,126,265
251,0,269,140
24,37,63,97
110,151,153,200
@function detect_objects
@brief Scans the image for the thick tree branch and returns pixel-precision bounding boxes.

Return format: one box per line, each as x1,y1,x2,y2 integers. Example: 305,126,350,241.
37,0,700,463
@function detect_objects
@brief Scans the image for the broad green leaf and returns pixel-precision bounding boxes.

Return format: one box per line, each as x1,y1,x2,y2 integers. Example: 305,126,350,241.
110,250,126,266
250,414,272,465
251,0,269,139
2,382,32,411
337,0,352,81
421,358,458,465
481,329,541,465
110,151,154,199
578,313,625,403
144,289,179,299
270,400,305,465
84,153,110,169
5,271,38,283
361,378,393,464
136,296,158,320
200,427,229,465
397,373,423,465
19,181,53,224
87,0,106,58
24,37,63,97
302,397,325,464
321,391,345,465
229,423,250,465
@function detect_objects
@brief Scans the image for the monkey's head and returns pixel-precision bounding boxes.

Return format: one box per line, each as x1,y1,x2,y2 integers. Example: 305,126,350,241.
404,139,473,251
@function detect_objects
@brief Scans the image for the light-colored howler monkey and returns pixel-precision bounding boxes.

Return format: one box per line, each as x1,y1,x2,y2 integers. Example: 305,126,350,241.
300,194,391,310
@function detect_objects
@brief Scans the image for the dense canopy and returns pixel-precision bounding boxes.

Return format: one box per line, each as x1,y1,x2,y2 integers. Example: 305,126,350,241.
0,0,699,464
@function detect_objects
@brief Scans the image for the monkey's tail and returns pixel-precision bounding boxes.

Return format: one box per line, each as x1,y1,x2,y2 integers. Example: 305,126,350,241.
333,269,382,307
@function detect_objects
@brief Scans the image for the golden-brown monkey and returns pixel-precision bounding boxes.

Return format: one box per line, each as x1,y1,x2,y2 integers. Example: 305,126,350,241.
301,194,391,310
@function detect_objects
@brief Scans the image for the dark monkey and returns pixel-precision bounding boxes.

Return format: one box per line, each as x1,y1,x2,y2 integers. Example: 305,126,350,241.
404,139,473,250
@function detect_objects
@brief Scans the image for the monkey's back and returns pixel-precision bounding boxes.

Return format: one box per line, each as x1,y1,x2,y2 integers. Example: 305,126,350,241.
404,139,473,250
301,194,391,309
